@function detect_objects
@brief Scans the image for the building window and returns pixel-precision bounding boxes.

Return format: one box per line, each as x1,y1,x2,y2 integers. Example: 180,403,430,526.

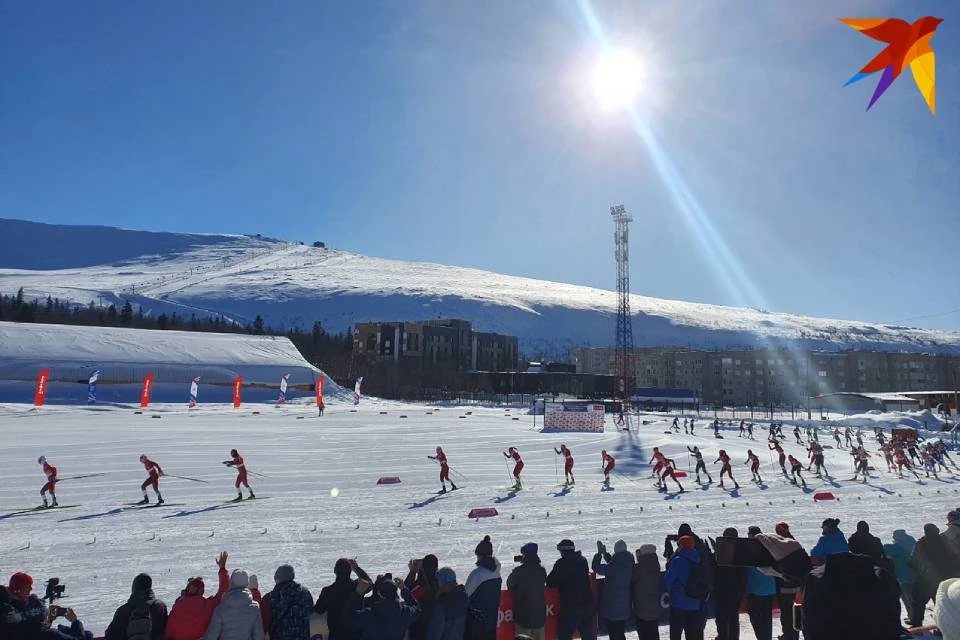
818,370,828,377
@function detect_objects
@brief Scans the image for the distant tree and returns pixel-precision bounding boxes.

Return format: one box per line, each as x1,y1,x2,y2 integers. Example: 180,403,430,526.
107,304,118,324
119,301,133,326
45,296,54,313
252,314,265,335
157,313,168,330
16,287,24,306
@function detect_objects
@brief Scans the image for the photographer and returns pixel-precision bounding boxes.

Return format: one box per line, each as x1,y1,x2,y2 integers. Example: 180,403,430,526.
506,543,546,640
2,577,87,640
314,558,371,640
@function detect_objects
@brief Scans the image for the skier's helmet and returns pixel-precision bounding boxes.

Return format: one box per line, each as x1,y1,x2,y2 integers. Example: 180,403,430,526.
719,449,727,456
653,447,659,453
230,449,238,457
38,455,46,465
139,454,147,462
601,449,606,455
436,446,442,453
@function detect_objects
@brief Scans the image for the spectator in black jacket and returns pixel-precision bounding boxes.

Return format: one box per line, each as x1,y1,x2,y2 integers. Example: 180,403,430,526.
910,523,960,626
4,573,47,640
1,583,87,640
712,528,747,640
105,573,168,640
506,543,547,640
847,521,885,563
314,559,371,640
464,536,501,640
547,540,595,640
404,554,438,640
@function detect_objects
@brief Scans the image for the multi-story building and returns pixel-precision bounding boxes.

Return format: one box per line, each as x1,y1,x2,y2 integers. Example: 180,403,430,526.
354,319,518,373
573,346,960,407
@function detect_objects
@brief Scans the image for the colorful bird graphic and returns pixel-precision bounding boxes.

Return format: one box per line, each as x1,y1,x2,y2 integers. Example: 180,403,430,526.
840,16,943,114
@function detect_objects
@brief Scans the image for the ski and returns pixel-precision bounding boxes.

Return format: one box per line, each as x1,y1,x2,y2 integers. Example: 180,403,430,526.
8,504,80,514
223,496,269,504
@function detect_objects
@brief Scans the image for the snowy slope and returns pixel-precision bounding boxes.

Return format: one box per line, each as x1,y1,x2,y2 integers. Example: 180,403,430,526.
0,321,331,389
0,402,955,637
3,218,960,356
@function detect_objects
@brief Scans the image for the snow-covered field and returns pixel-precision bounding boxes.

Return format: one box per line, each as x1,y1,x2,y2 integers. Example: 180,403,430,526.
1,399,956,636
3,218,959,355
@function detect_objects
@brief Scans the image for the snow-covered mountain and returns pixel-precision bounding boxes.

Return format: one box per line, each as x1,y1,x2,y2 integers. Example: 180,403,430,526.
2,218,959,356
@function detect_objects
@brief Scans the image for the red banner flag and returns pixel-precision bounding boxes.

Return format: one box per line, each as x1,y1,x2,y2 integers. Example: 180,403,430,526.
316,376,324,406
34,369,50,406
140,374,154,408
233,376,243,408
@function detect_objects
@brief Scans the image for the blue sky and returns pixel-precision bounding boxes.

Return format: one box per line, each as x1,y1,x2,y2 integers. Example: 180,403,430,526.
1,0,958,331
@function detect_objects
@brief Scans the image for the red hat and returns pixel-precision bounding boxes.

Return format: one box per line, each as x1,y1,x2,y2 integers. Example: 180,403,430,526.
678,536,695,550
775,522,790,536
184,577,205,596
9,572,33,595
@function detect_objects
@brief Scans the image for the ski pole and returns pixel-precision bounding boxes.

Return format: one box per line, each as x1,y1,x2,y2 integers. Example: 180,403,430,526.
248,471,270,479
57,473,107,482
165,474,209,483
554,452,559,484
503,455,513,484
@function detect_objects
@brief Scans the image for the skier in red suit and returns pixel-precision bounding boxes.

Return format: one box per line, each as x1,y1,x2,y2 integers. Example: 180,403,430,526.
768,439,786,473
714,449,740,490
658,458,685,493
649,447,666,477
554,444,575,485
601,450,616,486
138,454,165,505
745,450,763,483
38,456,58,508
428,446,457,493
503,447,524,489
223,448,255,501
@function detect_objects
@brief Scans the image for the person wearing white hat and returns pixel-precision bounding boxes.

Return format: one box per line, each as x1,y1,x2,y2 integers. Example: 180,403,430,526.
203,569,263,640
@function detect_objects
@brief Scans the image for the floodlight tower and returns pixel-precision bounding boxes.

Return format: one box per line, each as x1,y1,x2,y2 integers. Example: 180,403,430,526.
611,205,635,410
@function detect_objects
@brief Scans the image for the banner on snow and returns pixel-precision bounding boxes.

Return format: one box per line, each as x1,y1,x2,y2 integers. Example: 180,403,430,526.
189,376,201,408
87,370,100,405
34,369,50,407
140,374,154,408
233,376,243,408
278,374,289,404
315,376,324,407
353,376,363,406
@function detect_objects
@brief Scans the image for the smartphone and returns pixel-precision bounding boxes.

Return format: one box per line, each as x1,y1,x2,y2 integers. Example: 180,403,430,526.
514,555,524,563
50,606,66,618
714,537,775,568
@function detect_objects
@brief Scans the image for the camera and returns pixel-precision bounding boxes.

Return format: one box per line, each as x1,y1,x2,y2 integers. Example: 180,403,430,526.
44,578,66,602
50,605,67,618
514,555,524,563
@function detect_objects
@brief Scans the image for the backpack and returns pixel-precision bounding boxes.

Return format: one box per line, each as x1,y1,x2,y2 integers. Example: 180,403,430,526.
126,603,152,640
684,558,711,601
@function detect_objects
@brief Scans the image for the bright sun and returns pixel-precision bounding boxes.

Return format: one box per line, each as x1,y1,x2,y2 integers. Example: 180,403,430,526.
590,48,644,111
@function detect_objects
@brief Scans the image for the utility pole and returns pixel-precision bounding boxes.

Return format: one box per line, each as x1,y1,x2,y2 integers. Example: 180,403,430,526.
611,205,636,425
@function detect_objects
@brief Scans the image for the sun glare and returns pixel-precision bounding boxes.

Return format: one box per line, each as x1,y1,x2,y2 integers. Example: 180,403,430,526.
590,48,644,111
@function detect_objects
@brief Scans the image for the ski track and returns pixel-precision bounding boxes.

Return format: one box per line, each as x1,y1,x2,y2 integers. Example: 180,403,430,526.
0,401,955,636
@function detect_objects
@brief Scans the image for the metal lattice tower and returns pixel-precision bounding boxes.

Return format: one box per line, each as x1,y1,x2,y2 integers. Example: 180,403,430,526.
611,205,635,405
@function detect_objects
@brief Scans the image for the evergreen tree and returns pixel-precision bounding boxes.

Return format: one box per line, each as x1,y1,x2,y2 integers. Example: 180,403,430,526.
120,301,133,326
16,287,24,306
253,314,265,335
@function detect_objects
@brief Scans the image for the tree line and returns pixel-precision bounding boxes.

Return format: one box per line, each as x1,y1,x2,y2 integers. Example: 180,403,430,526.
0,287,356,381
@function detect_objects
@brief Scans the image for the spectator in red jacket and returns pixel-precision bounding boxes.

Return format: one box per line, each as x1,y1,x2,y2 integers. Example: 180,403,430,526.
165,552,230,640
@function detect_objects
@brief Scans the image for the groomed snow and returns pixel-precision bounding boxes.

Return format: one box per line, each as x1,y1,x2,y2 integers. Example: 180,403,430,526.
0,321,325,387
0,400,955,637
3,219,959,355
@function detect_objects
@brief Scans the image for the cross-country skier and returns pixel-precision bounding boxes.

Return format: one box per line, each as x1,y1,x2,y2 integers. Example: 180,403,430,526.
318,400,324,416
739,420,745,437
935,440,956,468
907,439,920,464
921,448,939,479
855,429,864,448
714,450,739,490
807,443,826,477
844,426,853,448
689,418,695,435
503,447,524,490
601,450,615,486
713,419,721,438
787,454,807,487
768,439,786,474
658,459,684,493
554,444,575,486
649,447,668,478
687,446,712,484
745,450,762,483
793,425,803,445
881,443,895,472
428,446,457,493
833,427,842,448
681,418,687,433
851,447,871,483
672,417,679,432
223,449,255,501
38,456,58,508
894,446,919,479
746,423,754,440
137,454,164,505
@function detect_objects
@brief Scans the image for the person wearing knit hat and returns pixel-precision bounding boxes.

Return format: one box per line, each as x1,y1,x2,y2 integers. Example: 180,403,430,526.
547,537,593,640
262,565,314,640
847,520,885,562
341,573,420,639
632,546,661,640
945,510,960,560
592,539,634,640
810,518,848,565
664,533,703,639
508,543,547,639
205,569,264,640
166,552,230,640
775,522,792,538
934,578,960,640
910,523,960,627
466,535,502,640
431,567,468,640
105,573,168,640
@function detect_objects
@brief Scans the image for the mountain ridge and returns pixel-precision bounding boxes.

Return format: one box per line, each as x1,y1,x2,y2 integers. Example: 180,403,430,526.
2,218,958,357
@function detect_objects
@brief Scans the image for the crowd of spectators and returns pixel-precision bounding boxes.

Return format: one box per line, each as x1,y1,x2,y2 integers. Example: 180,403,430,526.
5,511,960,640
